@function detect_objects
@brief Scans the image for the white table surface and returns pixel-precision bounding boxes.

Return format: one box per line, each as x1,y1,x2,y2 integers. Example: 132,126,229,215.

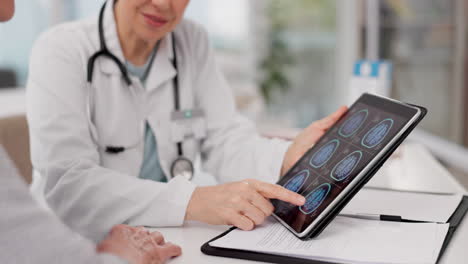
155,186,468,264
155,143,468,264
155,210,467,264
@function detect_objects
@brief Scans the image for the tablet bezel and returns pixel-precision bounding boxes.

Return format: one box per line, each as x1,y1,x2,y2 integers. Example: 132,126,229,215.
272,93,422,238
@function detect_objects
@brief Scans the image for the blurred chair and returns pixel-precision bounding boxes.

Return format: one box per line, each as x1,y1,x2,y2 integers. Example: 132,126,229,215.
0,68,17,88
0,115,32,184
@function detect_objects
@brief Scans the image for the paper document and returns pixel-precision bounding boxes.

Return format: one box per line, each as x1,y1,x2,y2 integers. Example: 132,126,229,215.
341,188,463,223
210,217,449,264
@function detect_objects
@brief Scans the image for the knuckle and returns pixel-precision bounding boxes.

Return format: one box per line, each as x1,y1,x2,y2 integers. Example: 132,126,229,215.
249,179,260,186
238,215,254,230
151,230,162,237
267,206,275,215
96,241,110,252
175,245,182,255
246,220,255,230
220,208,235,221
230,195,241,204
239,222,249,230
109,226,119,234
282,188,294,197
110,224,126,234
254,215,264,225
238,184,249,192
141,254,151,263
258,215,267,224
112,224,125,231
152,233,164,242
149,251,163,262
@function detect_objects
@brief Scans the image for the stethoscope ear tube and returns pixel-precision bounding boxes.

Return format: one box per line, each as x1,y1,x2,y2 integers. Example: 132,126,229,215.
87,2,132,86
87,51,104,83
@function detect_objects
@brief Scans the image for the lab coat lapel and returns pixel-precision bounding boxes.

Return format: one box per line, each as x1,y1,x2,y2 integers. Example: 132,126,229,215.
145,32,177,92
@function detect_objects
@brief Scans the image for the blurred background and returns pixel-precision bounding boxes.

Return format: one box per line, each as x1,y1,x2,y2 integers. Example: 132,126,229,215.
1,0,468,189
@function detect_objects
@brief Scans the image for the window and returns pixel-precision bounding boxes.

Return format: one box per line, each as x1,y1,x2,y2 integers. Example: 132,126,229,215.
0,0,49,86
254,0,342,129
0,0,103,87
188,1,348,131
361,0,468,146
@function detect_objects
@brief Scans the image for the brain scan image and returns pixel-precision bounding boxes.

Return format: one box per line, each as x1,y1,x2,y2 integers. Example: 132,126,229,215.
330,151,363,182
309,139,340,168
283,170,309,193
299,183,331,215
339,109,368,138
271,95,416,235
362,118,394,148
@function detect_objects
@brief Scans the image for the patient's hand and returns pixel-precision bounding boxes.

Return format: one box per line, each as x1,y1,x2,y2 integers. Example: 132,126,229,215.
97,225,182,264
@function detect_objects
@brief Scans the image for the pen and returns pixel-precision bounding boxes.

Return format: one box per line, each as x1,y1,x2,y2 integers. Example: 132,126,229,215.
340,213,404,222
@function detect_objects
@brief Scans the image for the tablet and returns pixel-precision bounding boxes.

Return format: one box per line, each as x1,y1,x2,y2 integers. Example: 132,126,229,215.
272,93,426,239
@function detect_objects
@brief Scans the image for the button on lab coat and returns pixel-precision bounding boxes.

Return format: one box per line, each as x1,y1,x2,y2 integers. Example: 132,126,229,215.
27,0,290,242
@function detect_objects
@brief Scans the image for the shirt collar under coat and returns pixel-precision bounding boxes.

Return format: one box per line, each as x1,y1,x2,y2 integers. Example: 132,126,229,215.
98,0,177,91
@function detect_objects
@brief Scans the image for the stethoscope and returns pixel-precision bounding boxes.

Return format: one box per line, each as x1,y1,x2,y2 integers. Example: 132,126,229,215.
86,2,194,181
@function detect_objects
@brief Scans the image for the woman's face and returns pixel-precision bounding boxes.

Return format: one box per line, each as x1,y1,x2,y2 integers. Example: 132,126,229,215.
116,0,190,42
0,0,15,22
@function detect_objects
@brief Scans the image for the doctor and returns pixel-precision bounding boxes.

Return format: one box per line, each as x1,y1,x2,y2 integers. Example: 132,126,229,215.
27,0,347,242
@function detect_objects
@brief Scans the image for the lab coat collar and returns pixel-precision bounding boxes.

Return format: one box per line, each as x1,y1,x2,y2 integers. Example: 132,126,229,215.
99,0,176,92
144,32,177,92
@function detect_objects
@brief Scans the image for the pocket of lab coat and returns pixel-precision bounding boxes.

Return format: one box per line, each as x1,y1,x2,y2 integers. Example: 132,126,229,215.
97,123,144,177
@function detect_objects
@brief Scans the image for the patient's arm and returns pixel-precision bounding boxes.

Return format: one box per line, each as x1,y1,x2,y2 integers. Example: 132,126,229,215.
0,149,180,264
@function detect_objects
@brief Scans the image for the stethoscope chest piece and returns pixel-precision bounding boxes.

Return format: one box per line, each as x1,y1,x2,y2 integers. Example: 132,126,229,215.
171,156,194,181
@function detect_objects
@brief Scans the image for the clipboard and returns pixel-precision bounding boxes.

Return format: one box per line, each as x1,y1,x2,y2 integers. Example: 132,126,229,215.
201,195,468,264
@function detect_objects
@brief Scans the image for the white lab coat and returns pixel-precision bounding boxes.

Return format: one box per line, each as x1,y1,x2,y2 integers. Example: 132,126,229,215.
27,0,290,242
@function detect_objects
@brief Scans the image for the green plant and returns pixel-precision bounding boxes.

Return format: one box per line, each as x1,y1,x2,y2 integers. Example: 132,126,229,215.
259,0,336,104
259,1,294,104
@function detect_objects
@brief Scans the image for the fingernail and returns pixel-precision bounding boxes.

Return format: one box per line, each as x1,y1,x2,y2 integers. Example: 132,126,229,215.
298,196,305,204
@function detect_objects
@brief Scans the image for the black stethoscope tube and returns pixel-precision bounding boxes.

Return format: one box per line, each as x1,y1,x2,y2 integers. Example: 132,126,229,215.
87,2,189,177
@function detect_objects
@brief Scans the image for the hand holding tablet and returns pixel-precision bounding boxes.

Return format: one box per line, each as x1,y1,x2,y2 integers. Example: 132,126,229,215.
281,106,348,176
273,93,426,239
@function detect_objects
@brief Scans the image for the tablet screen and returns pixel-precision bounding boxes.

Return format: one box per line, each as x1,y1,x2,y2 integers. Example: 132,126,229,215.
273,94,420,234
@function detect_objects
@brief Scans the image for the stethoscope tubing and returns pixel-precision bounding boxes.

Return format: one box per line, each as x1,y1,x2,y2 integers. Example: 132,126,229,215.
85,1,193,179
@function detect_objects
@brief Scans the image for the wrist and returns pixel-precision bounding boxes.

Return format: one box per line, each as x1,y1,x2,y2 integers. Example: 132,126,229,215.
185,186,205,221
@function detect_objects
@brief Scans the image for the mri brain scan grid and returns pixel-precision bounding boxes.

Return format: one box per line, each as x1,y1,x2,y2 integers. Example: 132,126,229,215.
281,106,399,216
273,100,412,233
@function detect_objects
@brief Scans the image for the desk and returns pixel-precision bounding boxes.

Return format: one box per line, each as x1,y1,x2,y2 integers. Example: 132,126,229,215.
154,222,266,264
155,183,467,264
154,144,468,263
155,211,468,264
152,143,468,263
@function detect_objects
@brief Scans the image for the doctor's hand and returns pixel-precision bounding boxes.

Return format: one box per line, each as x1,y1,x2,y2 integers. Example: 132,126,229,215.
185,179,305,230
281,106,348,176
97,225,182,264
